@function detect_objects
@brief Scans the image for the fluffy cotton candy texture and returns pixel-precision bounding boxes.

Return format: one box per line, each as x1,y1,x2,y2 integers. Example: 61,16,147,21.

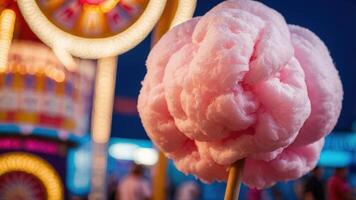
244,138,325,188
138,0,343,188
289,25,343,147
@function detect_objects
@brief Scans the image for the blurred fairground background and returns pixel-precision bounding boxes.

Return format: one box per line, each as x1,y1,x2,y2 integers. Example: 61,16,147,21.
0,0,355,199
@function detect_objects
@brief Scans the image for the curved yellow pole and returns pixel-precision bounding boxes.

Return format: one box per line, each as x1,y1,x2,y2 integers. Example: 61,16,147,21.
0,9,15,72
151,1,196,200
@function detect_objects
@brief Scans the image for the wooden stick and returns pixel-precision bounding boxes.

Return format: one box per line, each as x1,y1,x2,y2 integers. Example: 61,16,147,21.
224,159,245,200
152,151,168,200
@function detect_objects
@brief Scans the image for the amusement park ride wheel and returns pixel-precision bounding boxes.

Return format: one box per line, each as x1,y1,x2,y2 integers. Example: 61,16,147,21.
17,0,167,60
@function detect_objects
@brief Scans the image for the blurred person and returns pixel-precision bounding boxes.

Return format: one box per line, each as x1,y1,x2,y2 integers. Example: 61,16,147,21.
327,167,353,200
295,179,306,200
303,166,325,200
247,188,262,200
271,186,282,200
174,181,200,200
108,173,119,200
117,164,151,200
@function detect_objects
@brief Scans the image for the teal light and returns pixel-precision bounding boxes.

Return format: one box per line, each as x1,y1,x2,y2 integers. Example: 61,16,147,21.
109,137,153,148
318,150,352,167
67,142,92,196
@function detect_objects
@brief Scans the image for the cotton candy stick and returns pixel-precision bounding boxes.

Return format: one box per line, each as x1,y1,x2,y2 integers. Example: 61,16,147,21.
224,159,245,200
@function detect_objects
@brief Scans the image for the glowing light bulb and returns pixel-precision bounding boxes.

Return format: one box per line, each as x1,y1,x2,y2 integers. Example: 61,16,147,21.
100,0,120,13
109,143,138,160
133,148,158,166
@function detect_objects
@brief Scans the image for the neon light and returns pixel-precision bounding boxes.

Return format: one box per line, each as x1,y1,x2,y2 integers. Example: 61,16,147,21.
319,150,352,167
67,144,92,195
25,139,59,155
109,143,138,160
0,9,15,72
108,139,158,166
0,152,64,200
0,138,21,149
17,0,167,60
0,137,59,155
133,148,158,165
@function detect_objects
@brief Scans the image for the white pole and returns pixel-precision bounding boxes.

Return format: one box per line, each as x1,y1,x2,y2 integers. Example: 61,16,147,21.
89,57,117,199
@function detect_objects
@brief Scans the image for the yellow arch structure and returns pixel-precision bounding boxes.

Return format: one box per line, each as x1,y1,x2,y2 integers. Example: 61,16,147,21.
0,152,64,200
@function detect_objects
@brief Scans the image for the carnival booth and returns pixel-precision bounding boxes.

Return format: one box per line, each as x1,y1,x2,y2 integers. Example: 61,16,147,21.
0,2,95,199
0,39,95,200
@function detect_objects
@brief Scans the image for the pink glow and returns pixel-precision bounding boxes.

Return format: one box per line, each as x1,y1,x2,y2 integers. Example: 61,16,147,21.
0,138,59,155
0,139,21,149
79,0,105,5
25,139,59,155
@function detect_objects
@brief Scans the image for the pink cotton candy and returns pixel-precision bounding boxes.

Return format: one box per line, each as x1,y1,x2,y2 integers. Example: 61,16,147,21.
244,138,325,189
289,25,343,147
138,0,343,188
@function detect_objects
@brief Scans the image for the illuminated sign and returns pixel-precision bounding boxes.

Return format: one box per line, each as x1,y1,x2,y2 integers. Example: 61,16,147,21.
0,136,64,156
0,41,95,137
319,133,356,167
